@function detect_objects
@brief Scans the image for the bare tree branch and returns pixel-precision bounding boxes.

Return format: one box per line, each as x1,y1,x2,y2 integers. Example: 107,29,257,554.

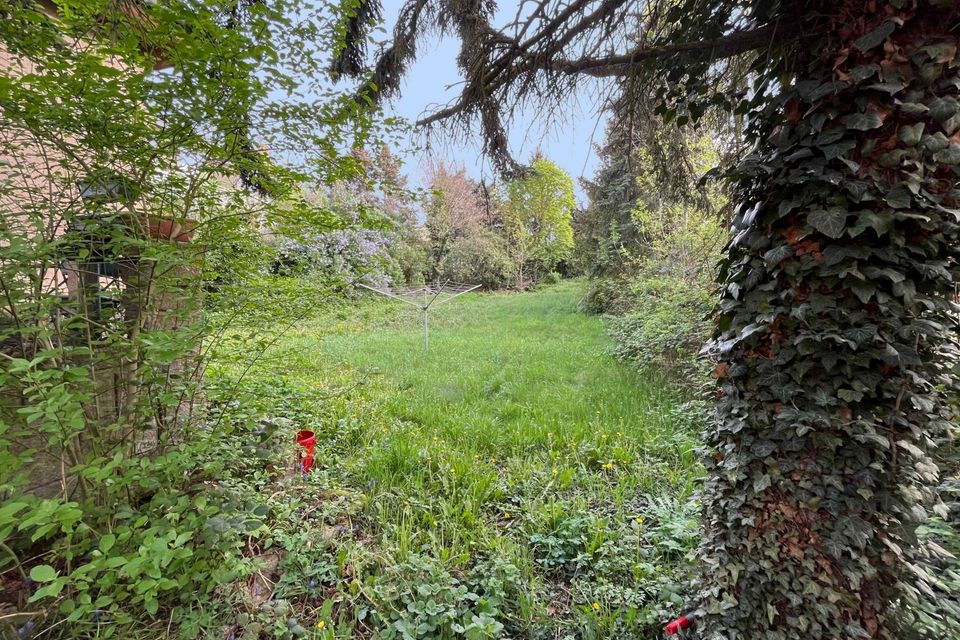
416,23,792,127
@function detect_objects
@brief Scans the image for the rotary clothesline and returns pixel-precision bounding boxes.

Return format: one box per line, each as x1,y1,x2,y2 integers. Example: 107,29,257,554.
356,280,481,351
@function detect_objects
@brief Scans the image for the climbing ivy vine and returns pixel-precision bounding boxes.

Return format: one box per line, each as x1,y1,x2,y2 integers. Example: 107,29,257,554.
697,2,960,638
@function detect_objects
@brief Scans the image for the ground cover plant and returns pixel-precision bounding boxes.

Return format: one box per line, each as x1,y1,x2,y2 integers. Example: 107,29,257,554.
200,280,704,639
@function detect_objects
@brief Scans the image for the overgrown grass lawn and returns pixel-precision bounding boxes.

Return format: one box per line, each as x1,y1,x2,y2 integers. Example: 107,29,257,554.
217,280,702,638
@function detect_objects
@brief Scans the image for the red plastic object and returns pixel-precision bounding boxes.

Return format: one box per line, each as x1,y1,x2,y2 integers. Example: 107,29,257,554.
664,616,691,635
295,430,316,474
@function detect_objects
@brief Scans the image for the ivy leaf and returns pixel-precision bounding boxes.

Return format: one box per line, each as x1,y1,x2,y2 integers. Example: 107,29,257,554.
838,388,864,402
763,244,794,267
810,81,849,102
753,473,772,493
865,81,904,95
842,112,884,131
848,212,891,237
848,64,880,83
899,123,924,147
842,325,877,346
928,97,959,123
824,537,848,560
921,132,950,152
852,21,896,52
808,209,847,238
896,440,925,458
850,281,875,304
919,42,958,63
884,185,913,209
900,102,929,117
933,143,960,165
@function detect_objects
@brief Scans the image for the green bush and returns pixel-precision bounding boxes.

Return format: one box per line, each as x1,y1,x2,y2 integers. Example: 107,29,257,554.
539,271,562,285
0,397,286,635
608,276,715,384
578,275,635,315
441,229,516,290
586,187,724,390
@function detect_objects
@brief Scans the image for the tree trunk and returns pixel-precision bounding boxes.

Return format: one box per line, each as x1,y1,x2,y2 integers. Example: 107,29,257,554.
697,2,960,638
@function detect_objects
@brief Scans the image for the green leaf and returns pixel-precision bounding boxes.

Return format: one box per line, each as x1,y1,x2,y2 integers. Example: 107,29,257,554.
900,102,929,117
808,209,847,238
848,64,880,83
852,21,896,52
28,580,64,602
928,97,959,123
884,185,913,209
919,42,957,62
899,123,924,147
848,212,891,237
29,564,57,582
865,81,904,95
753,473,772,493
850,281,875,304
100,533,116,554
842,112,884,131
933,143,960,165
763,244,794,267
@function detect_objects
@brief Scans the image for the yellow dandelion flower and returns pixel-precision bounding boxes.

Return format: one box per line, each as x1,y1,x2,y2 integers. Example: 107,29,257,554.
602,462,613,470
316,620,326,629
592,602,601,611
634,517,643,525
504,511,511,519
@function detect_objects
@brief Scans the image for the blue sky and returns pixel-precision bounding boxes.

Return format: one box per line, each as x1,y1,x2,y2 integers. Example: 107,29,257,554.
376,0,609,204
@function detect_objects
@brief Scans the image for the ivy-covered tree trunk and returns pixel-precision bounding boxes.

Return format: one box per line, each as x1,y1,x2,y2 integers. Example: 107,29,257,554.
698,2,960,638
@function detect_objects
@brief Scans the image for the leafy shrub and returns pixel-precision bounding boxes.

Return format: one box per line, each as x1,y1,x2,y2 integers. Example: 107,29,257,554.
0,400,287,635
363,554,520,640
271,229,394,284
585,190,724,390
578,275,635,315
608,276,715,384
441,229,516,289
539,271,562,285
901,427,960,639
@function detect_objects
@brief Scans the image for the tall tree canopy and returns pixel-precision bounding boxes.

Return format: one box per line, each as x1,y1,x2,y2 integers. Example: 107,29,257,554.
503,157,575,286
335,1,960,638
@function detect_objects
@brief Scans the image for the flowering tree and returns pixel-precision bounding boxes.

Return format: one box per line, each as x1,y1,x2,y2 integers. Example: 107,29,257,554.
425,161,496,280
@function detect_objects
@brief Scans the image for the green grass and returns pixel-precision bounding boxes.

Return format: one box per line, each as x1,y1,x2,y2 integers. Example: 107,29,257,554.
212,280,703,638
321,280,696,466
